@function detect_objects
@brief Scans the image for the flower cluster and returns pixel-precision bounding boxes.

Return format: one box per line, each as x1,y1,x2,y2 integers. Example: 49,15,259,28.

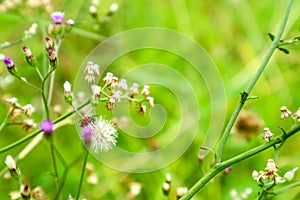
81,61,155,115
88,0,119,25
80,116,118,152
280,106,300,121
2,97,36,131
47,11,74,37
252,159,298,187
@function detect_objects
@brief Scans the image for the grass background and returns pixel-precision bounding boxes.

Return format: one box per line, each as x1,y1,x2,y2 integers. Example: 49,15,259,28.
1,0,300,199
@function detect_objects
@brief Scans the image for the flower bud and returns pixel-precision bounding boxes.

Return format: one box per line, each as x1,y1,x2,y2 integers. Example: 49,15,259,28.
22,46,37,67
40,119,54,135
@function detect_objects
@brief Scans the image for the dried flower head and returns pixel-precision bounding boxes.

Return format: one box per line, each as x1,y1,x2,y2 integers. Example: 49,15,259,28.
141,85,150,97
81,116,118,152
23,119,37,131
146,96,154,107
84,61,100,84
91,85,101,99
265,159,278,179
129,83,139,97
280,106,292,119
118,79,128,90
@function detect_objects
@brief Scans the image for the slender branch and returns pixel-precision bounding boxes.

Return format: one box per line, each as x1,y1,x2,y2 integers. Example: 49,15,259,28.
0,100,90,154
48,137,60,186
0,107,14,132
76,149,89,200
216,0,294,163
181,123,300,200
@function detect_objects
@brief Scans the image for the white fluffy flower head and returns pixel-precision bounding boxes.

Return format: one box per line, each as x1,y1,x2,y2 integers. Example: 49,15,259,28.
85,116,118,152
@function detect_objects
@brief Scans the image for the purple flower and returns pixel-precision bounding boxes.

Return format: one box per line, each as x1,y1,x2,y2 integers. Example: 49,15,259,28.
50,11,65,24
81,126,93,145
3,56,15,69
40,119,54,135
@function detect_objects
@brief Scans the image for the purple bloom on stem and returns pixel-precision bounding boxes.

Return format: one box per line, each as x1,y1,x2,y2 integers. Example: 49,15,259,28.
50,11,65,24
3,56,15,69
81,126,93,145
40,119,54,135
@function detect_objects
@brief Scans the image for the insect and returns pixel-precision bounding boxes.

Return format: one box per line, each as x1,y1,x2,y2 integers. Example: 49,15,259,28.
80,115,97,127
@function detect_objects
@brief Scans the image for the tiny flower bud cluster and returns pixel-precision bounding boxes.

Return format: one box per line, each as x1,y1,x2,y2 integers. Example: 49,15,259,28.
161,173,188,199
252,159,298,187
47,11,75,37
280,106,300,122
2,97,36,131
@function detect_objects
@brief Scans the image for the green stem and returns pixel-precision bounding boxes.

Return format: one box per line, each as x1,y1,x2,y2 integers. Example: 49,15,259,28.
0,100,90,154
48,137,60,186
41,68,55,119
215,0,294,163
54,152,85,200
181,123,300,200
0,107,14,132
76,149,89,200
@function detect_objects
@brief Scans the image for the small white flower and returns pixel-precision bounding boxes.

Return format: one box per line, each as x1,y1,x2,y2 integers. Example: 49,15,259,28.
109,3,118,14
146,96,154,107
176,187,188,198
294,108,300,122
87,116,118,152
22,104,35,117
5,155,17,171
280,106,292,119
91,85,101,98
63,81,72,94
103,72,114,84
129,182,142,197
129,83,139,95
141,85,150,96
84,62,100,84
4,97,18,105
284,167,298,181
89,4,97,15
118,79,128,90
111,76,119,88
263,127,273,142
111,90,122,102
165,173,171,183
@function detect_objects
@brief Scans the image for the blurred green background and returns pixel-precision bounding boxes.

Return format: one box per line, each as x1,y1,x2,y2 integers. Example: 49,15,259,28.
1,0,300,199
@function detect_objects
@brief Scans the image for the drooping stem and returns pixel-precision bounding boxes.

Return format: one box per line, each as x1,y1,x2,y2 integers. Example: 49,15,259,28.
215,0,294,163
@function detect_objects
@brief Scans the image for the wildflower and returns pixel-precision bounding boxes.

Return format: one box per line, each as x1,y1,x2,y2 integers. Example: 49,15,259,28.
284,167,298,181
265,159,278,179
3,56,15,70
118,79,128,90
106,98,116,110
63,81,73,104
280,106,292,119
82,116,118,152
103,72,114,85
3,97,18,105
111,76,119,88
84,61,100,84
64,19,75,32
24,23,38,37
91,85,101,99
50,11,65,24
111,90,122,103
129,83,139,96
45,36,53,51
23,119,36,131
162,182,170,196
141,85,150,97
165,173,172,183
263,127,273,142
252,170,265,183
5,155,20,178
176,187,188,199
294,108,300,122
48,49,58,68
128,182,142,198
22,104,35,117
146,96,154,107
20,184,31,199
40,119,54,135
108,3,119,15
81,126,93,146
22,45,37,66
223,166,232,174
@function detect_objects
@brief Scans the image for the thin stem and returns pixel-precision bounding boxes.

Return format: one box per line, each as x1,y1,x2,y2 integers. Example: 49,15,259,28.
48,137,60,186
54,152,86,200
76,149,89,200
41,68,55,119
272,181,300,195
216,0,294,163
0,100,90,154
0,107,14,132
181,123,300,200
